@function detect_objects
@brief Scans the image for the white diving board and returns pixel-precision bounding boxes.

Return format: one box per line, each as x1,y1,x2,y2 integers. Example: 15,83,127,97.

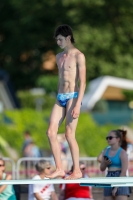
0,177,133,187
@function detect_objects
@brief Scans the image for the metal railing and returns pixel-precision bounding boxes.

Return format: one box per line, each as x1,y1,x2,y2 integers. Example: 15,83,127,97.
2,157,133,180
16,157,105,180
3,157,16,179
16,157,54,180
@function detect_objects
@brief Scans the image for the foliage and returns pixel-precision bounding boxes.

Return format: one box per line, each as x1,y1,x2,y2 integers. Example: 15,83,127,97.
92,100,108,113
0,0,133,90
17,90,56,109
0,109,119,158
36,75,58,94
0,109,51,157
123,90,133,102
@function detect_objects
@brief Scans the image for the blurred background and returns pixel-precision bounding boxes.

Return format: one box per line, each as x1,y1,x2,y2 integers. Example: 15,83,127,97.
0,0,133,161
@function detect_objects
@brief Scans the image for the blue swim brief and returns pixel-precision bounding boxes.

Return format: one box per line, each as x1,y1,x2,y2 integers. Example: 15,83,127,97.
57,92,78,107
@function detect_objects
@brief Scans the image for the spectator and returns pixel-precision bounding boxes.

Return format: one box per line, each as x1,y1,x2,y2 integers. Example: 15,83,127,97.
28,160,58,200
24,141,42,158
22,130,33,157
100,129,130,199
97,129,130,163
97,129,132,177
22,131,41,178
59,162,93,200
0,158,16,200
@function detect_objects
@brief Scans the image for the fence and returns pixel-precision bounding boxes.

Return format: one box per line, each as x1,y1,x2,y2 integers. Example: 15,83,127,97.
2,157,133,180
16,157,106,179
3,157,16,179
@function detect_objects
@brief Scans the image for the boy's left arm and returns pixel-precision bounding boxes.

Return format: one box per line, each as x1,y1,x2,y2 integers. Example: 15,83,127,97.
71,53,86,119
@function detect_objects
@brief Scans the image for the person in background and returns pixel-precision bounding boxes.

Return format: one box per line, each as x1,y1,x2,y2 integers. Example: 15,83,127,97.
97,129,132,177
22,130,33,157
22,131,41,177
59,162,93,200
0,158,16,200
28,160,58,200
97,129,128,163
100,129,130,200
25,141,42,158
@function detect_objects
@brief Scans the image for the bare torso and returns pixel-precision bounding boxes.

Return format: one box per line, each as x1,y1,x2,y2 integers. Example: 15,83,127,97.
56,48,81,93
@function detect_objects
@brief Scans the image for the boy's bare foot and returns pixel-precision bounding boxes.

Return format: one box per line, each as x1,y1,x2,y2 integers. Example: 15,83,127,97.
45,169,65,179
64,171,82,180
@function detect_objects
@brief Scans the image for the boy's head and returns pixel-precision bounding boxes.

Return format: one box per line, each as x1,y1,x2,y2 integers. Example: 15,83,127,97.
54,24,75,44
24,130,31,138
35,160,51,174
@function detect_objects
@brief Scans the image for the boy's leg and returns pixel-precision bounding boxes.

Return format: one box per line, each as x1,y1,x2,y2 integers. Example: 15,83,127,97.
64,98,82,179
46,101,66,178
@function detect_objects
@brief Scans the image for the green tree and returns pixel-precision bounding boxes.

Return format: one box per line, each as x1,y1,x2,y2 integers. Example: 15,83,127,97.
1,0,133,90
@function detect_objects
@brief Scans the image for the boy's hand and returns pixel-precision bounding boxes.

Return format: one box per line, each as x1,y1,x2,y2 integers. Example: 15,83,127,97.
71,106,80,119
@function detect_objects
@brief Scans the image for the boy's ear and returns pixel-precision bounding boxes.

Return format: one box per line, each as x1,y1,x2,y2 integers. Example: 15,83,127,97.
67,35,71,41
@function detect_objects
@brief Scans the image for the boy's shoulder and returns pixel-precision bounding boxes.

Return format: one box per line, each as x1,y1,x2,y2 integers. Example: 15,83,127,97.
56,52,63,57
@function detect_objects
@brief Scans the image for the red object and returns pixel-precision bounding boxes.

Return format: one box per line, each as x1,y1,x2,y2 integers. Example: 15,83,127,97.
65,183,91,199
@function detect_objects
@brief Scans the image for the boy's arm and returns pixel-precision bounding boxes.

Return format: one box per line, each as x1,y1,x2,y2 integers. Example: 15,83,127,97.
33,183,43,200
76,53,86,106
71,53,86,118
56,54,60,92
34,193,43,200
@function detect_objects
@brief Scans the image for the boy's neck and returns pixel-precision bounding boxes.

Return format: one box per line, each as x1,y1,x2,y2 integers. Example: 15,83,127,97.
39,173,46,179
63,44,75,54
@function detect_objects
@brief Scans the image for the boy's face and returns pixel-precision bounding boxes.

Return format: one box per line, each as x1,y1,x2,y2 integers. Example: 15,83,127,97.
56,34,70,49
44,166,51,175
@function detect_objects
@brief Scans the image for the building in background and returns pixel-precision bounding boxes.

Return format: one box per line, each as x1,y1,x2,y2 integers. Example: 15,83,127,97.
82,76,133,125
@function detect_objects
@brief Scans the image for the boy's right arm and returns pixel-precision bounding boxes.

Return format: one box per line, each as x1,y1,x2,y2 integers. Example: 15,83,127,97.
34,193,43,200
56,54,60,92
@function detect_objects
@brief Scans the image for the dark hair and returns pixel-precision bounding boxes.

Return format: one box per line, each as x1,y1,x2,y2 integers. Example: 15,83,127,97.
110,129,128,151
24,130,30,135
79,161,86,166
54,24,75,44
70,162,86,173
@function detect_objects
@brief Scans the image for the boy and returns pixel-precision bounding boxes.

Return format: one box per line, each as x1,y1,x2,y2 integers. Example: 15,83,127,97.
46,24,86,179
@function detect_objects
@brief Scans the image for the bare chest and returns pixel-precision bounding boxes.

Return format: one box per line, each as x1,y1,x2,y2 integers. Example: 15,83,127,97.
57,55,77,72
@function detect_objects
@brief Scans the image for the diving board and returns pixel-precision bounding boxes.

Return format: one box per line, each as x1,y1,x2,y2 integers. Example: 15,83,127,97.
0,177,133,187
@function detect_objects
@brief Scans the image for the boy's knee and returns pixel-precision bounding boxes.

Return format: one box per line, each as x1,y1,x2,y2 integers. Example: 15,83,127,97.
47,128,55,140
65,127,72,140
